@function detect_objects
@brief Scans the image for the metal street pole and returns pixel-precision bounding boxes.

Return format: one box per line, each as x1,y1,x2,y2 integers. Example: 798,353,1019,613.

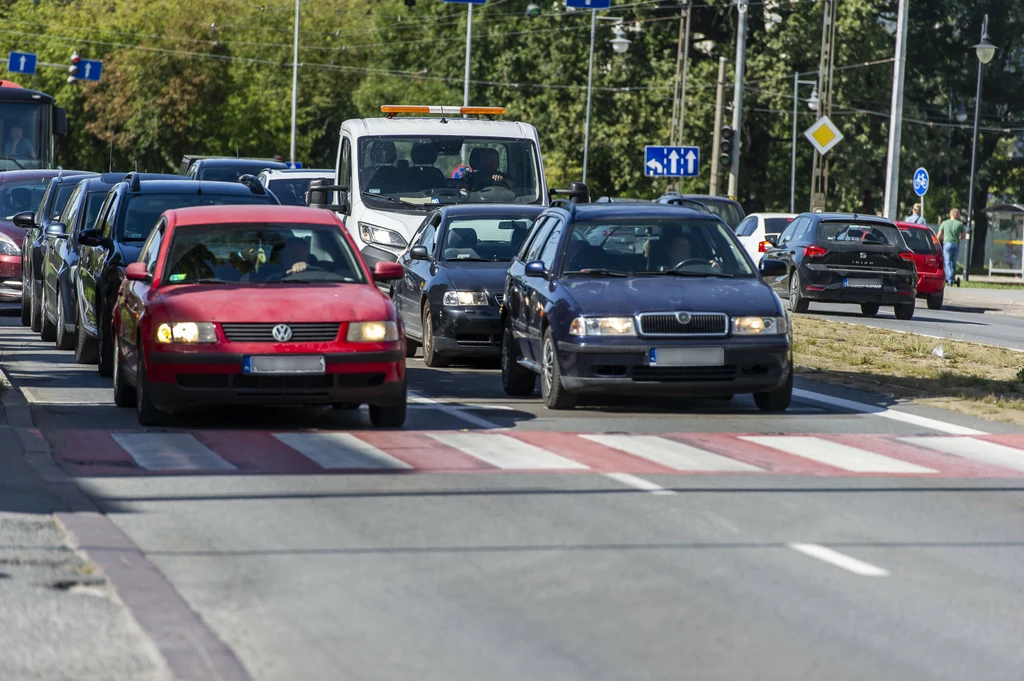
678,3,692,140
582,8,597,184
945,93,951,217
727,0,747,199
463,4,473,107
709,57,727,197
791,72,798,213
966,13,996,282
882,0,909,219
289,0,299,163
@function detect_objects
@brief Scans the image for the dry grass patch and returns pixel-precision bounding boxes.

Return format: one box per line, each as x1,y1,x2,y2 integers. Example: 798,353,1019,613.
792,316,1024,426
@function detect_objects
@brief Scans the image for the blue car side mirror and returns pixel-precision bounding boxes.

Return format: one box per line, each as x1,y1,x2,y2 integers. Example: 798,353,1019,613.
525,260,547,278
759,259,787,278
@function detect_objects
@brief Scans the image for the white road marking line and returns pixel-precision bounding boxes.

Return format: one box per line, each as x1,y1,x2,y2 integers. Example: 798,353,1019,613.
741,436,936,474
429,433,588,470
788,543,890,577
582,434,762,472
901,436,1024,472
273,433,412,470
793,388,987,435
408,391,505,429
604,473,676,495
111,433,236,471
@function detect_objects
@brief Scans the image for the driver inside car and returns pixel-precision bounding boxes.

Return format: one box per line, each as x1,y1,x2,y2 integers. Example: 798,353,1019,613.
465,148,515,192
659,232,719,270
279,236,313,275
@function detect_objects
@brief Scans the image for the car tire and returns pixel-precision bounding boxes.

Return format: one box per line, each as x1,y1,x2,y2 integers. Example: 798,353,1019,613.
135,351,169,427
860,303,880,317
112,333,136,408
29,280,42,332
753,365,793,412
501,318,536,397
55,289,75,350
39,287,57,342
540,328,576,410
789,272,809,314
404,337,419,358
927,291,943,310
369,383,407,428
97,306,113,377
894,302,915,320
421,305,450,368
75,316,99,365
20,270,30,327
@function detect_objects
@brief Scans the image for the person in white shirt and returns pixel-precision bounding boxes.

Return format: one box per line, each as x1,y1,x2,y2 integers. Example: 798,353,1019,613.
903,203,926,225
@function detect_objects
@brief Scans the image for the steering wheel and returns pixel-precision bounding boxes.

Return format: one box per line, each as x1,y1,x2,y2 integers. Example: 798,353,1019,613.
475,186,517,202
427,188,461,199
280,265,328,281
673,258,711,269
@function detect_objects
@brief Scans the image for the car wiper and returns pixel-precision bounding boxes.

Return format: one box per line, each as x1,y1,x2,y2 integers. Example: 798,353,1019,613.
445,257,494,263
361,192,431,210
0,156,25,169
638,270,735,278
184,278,231,284
563,268,631,277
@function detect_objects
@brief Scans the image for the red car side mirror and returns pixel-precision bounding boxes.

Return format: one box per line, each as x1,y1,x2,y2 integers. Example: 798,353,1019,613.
125,262,151,282
373,261,404,282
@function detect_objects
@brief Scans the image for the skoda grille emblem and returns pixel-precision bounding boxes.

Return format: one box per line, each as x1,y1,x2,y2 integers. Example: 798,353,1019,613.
675,312,692,325
860,252,867,259
271,324,293,342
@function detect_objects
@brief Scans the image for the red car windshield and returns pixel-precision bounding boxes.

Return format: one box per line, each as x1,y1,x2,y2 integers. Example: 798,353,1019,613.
162,222,366,285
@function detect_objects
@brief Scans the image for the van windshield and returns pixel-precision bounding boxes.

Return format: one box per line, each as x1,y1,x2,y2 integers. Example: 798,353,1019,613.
358,136,542,212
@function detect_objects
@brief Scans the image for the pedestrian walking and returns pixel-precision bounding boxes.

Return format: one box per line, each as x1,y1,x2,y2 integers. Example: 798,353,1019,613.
938,208,966,286
904,203,926,225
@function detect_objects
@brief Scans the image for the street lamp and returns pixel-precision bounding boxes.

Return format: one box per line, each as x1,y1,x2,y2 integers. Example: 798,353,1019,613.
807,85,819,112
956,104,968,123
582,17,630,184
790,73,816,213
965,13,998,282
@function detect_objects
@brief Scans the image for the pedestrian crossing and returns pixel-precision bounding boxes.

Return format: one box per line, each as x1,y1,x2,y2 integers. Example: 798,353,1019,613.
51,430,1024,478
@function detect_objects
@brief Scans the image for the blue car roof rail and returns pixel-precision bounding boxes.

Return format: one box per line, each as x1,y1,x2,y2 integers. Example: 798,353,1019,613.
549,198,576,214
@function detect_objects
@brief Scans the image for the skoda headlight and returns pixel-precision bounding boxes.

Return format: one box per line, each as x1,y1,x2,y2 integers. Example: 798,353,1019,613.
732,316,788,335
156,322,218,344
359,222,408,248
0,233,20,256
569,316,636,336
442,290,490,306
347,321,399,342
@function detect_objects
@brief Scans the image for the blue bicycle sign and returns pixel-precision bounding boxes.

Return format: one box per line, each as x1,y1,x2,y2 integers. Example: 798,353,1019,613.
913,167,929,197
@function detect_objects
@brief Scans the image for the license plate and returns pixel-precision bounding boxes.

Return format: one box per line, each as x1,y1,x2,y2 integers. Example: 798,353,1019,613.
843,278,883,288
243,355,326,375
649,347,725,367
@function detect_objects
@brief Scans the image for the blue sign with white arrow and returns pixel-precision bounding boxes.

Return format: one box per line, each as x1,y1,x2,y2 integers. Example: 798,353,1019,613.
913,167,929,197
443,0,486,5
77,59,102,82
644,145,700,178
7,52,36,75
566,0,611,7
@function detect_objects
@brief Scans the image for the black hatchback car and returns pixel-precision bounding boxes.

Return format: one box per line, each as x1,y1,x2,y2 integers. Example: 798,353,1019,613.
75,174,280,376
392,204,543,366
181,156,288,182
760,213,917,319
500,201,792,411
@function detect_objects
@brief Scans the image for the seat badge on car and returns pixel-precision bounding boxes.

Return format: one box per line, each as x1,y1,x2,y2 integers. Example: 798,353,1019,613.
860,252,867,259
272,324,293,342
675,312,692,325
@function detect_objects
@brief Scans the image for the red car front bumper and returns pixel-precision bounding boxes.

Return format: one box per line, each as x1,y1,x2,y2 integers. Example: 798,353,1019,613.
0,254,22,302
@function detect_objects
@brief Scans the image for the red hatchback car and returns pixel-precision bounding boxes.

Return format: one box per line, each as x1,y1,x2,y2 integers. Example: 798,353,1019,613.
896,221,945,309
111,205,407,427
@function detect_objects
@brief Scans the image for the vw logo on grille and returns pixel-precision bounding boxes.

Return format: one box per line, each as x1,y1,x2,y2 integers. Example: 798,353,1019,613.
675,312,692,325
271,324,293,342
860,252,868,259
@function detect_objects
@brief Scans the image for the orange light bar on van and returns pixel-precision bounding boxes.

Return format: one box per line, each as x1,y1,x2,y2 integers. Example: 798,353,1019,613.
380,105,506,117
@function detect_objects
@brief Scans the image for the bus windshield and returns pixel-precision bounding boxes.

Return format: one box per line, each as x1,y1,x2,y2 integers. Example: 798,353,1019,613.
0,102,44,170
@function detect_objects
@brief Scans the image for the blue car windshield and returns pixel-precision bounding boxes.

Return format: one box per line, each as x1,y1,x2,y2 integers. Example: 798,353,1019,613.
562,219,755,278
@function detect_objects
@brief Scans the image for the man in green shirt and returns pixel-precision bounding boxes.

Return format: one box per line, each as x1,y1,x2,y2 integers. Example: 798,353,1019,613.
938,209,966,286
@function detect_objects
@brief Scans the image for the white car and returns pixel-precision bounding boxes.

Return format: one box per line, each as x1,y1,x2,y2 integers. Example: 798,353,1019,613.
257,168,334,206
735,212,796,263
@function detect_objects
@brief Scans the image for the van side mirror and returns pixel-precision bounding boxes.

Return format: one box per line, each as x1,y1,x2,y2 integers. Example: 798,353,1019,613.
306,178,348,212
525,260,547,277
12,211,34,229
45,223,68,239
409,246,431,261
53,107,68,137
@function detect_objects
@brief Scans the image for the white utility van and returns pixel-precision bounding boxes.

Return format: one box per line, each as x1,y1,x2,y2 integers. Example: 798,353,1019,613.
308,105,548,268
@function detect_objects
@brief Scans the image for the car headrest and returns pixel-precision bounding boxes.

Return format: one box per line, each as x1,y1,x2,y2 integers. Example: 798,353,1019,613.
368,140,397,165
468,148,484,169
411,143,438,166
448,227,478,248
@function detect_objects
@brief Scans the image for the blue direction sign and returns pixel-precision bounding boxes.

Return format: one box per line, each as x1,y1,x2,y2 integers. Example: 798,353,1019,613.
77,59,102,82
566,0,611,7
443,0,486,5
7,52,36,75
644,145,700,178
913,167,929,197
285,162,303,169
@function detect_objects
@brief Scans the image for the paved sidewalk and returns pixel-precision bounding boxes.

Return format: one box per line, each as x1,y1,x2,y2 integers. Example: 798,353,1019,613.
943,286,1024,317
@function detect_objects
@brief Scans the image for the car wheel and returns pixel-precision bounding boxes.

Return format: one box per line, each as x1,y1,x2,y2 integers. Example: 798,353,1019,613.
135,351,169,426
97,306,113,377
404,337,419,358
112,333,137,408
753,365,793,412
39,286,57,342
55,289,75,350
927,291,943,310
540,328,576,410
894,302,915,320
74,314,99,364
860,303,880,317
369,382,407,428
501,318,536,397
29,279,42,332
789,271,809,314
421,305,450,368
19,269,30,327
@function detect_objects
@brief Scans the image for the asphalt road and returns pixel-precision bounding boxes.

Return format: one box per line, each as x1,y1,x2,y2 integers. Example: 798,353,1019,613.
5,307,1024,681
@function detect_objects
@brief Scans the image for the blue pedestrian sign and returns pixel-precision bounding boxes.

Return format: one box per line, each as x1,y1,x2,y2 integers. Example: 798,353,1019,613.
566,0,611,7
77,59,102,82
7,52,36,75
913,167,929,197
644,145,700,178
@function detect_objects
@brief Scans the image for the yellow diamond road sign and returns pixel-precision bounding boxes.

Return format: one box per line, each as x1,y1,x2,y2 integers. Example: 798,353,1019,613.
803,115,844,155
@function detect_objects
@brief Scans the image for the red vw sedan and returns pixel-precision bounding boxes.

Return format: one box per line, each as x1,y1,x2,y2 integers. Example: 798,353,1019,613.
111,205,407,426
896,221,946,310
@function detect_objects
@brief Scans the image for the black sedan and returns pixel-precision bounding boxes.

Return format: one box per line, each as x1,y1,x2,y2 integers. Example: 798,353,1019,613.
391,204,544,367
500,201,792,411
760,213,918,319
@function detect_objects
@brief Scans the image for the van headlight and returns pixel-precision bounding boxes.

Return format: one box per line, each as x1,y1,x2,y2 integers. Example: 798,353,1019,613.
569,316,636,336
359,222,408,248
732,316,788,335
443,290,490,306
347,321,399,342
156,322,218,344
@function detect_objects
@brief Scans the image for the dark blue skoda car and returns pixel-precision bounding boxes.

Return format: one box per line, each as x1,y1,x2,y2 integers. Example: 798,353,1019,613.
500,202,793,411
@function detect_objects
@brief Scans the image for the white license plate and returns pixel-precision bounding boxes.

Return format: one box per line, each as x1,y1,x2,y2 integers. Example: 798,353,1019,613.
649,347,725,367
243,355,326,375
843,278,883,288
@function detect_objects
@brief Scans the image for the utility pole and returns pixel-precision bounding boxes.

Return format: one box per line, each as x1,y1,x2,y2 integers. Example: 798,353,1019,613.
882,0,910,219
463,4,473,106
727,0,748,199
809,0,838,212
669,1,692,146
709,57,727,197
289,0,299,164
581,9,597,183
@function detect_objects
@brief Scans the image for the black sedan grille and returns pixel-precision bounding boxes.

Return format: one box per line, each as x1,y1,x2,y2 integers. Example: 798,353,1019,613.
637,312,728,337
220,322,340,343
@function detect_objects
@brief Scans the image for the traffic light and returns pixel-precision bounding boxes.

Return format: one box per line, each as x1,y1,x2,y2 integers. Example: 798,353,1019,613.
719,124,733,167
67,50,79,84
